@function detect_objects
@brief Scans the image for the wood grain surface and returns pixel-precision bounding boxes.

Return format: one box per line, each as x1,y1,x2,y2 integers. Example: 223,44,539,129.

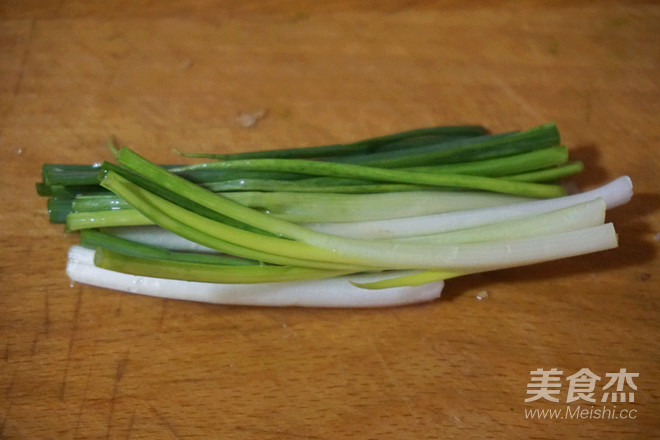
1,1,658,439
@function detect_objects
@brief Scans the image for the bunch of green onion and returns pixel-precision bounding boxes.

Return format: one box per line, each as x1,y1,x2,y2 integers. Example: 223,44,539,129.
37,123,632,307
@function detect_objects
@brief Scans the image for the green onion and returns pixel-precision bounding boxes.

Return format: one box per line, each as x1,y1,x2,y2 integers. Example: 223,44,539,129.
37,123,632,307
333,123,559,167
67,208,153,230
109,148,617,272
506,161,584,182
94,247,352,284
303,176,632,239
221,190,532,223
100,170,370,271
177,158,566,198
80,229,257,266
176,125,488,160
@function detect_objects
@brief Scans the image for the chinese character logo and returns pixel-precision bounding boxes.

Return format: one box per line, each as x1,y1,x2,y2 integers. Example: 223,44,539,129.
566,368,601,403
601,369,639,403
525,368,639,403
525,368,564,402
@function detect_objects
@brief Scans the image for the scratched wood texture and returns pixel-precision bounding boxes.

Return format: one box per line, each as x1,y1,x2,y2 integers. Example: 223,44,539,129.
1,1,658,439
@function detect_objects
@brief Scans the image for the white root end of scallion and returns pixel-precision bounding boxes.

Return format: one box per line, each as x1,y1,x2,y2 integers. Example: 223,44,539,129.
66,246,443,308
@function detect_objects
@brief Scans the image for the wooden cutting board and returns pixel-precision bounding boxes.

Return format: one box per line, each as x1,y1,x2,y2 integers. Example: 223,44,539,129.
1,1,658,438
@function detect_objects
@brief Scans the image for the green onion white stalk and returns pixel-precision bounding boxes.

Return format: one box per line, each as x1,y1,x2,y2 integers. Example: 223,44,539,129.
67,246,444,307
394,198,606,245
304,176,632,239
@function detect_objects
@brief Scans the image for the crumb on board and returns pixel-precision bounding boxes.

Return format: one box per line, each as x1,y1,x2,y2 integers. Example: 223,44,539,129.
179,59,194,71
236,109,267,128
476,290,489,301
638,272,651,282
